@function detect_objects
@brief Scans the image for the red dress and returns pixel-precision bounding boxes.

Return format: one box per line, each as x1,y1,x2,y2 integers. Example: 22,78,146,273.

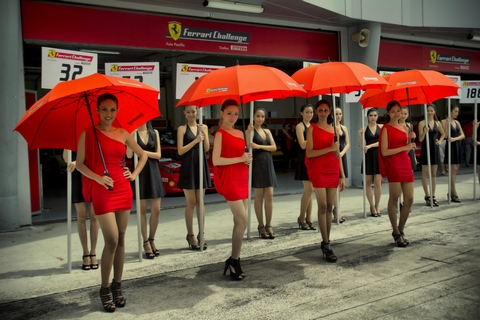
82,127,132,215
378,124,414,183
305,124,339,188
214,128,248,201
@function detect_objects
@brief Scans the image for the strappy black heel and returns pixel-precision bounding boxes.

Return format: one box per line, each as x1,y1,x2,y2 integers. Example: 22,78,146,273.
424,196,431,206
320,241,337,263
297,218,310,230
143,240,155,259
148,238,160,256
392,232,408,247
110,280,126,308
265,225,276,239
89,254,99,270
186,234,200,250
432,196,439,207
305,220,317,230
197,234,207,250
99,286,116,312
81,255,91,270
223,257,245,280
400,231,409,245
257,225,268,239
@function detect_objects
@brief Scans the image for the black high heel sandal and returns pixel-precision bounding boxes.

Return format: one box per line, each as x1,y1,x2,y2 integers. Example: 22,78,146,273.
110,280,126,308
432,196,439,207
89,254,99,270
400,231,409,244
186,234,200,250
424,196,431,206
143,241,155,259
197,234,207,250
306,220,317,230
81,255,91,270
148,238,160,256
392,232,408,247
99,286,116,313
223,257,245,280
265,225,276,239
320,242,337,263
451,194,461,203
297,218,310,230
257,225,268,239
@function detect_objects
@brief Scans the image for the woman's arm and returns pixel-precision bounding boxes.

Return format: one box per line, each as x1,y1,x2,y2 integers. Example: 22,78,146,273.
200,124,210,153
454,120,466,141
340,125,350,157
177,125,204,156
126,131,135,159
296,123,307,149
380,127,415,157
437,121,446,144
418,120,427,142
250,129,277,152
63,149,76,173
358,127,365,148
212,131,251,166
124,130,148,181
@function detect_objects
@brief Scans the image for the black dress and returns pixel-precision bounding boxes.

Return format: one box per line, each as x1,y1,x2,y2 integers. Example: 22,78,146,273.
444,121,462,165
361,125,380,175
406,123,416,170
420,121,440,165
338,125,348,178
295,122,309,181
178,125,212,190
252,129,277,188
135,130,165,199
71,152,85,204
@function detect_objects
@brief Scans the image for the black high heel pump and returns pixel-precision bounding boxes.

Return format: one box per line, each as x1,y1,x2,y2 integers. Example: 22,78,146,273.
320,242,337,263
223,257,245,280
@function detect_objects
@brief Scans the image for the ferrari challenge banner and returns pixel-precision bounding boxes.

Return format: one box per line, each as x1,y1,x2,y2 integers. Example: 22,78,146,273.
106,62,160,98
41,47,97,89
175,63,224,99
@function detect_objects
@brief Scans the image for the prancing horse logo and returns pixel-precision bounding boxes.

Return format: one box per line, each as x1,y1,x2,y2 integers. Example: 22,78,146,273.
168,21,182,41
430,50,437,64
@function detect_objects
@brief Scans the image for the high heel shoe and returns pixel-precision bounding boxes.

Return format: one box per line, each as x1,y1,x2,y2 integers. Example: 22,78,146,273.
297,218,310,230
197,234,207,250
400,231,409,245
424,196,431,206
320,241,337,263
89,254,99,270
451,194,462,203
370,208,379,217
265,225,276,239
186,234,200,250
223,257,244,280
432,196,439,207
81,255,91,270
257,225,268,239
306,220,317,230
148,238,160,256
99,286,116,312
392,232,408,247
110,279,126,308
143,241,155,259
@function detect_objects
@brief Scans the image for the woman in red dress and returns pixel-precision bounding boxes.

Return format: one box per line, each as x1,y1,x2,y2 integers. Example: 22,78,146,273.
76,93,148,312
378,100,416,247
306,99,346,263
213,99,252,280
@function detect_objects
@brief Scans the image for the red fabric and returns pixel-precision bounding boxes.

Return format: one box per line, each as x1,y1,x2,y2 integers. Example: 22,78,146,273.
378,124,414,182
82,127,132,214
305,125,339,188
214,128,248,201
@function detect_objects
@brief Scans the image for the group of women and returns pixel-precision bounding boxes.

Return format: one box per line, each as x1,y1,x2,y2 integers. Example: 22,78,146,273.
68,92,476,312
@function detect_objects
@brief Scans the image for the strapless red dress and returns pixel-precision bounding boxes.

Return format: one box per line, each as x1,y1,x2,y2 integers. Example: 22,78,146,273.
214,128,248,201
378,124,414,183
82,126,132,215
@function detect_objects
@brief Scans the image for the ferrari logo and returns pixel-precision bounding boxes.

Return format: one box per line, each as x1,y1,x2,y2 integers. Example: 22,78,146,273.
110,64,119,72
168,21,182,41
430,50,437,64
181,65,189,72
48,50,56,58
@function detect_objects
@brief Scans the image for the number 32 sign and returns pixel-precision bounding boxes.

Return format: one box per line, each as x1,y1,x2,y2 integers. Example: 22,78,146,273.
461,81,480,103
41,47,97,89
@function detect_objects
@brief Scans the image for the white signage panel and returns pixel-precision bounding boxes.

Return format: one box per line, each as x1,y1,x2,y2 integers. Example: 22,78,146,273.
176,63,224,99
41,47,97,89
445,74,461,99
461,81,480,103
106,62,160,98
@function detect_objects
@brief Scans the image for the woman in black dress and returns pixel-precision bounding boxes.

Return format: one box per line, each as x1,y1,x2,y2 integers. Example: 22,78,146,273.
333,107,350,223
358,108,383,217
418,104,445,206
127,121,165,258
441,105,465,202
246,108,278,239
295,103,316,230
177,105,212,250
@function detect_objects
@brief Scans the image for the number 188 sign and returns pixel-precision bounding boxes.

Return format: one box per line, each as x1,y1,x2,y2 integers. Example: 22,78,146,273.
41,47,97,89
461,81,480,103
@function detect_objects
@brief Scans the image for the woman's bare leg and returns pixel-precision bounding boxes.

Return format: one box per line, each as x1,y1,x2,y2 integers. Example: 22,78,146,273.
374,174,383,214
264,187,274,227
228,200,248,259
148,198,161,251
299,181,313,222
254,188,265,227
96,212,119,287
112,210,130,283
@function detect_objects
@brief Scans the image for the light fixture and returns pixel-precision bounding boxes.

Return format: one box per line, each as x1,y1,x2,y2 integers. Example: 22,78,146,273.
467,34,480,41
203,0,264,14
79,49,121,55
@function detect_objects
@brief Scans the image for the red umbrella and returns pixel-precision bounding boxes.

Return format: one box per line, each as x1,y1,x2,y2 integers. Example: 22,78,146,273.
14,73,161,151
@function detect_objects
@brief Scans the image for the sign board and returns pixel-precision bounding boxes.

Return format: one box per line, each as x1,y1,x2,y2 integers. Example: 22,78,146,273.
106,62,160,98
175,63,224,99
445,75,461,99
41,47,97,89
461,81,480,103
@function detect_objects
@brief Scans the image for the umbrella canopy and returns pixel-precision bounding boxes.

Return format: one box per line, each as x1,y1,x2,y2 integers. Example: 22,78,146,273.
359,69,460,108
14,73,161,151
176,64,306,107
291,61,390,97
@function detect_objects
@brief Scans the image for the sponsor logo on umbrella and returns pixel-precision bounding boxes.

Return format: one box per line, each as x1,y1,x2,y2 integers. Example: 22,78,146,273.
396,81,417,86
363,77,379,81
205,86,229,93
169,21,182,41
286,81,299,87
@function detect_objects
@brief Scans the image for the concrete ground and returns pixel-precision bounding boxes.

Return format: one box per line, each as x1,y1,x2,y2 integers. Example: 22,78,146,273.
1,171,479,319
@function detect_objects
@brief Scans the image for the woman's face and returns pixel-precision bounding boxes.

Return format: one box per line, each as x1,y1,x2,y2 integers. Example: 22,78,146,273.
367,111,378,123
221,105,240,126
97,99,118,124
254,110,265,126
388,105,402,121
400,108,409,121
184,106,197,121
301,107,314,122
427,106,436,118
316,103,330,120
335,107,343,123
451,107,459,118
